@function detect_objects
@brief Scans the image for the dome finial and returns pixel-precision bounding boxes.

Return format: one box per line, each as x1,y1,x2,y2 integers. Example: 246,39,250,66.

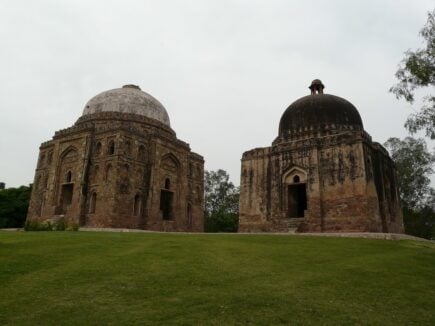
309,79,324,95
123,84,141,90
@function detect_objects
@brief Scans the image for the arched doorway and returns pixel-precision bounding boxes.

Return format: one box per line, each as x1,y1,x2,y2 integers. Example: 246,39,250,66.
56,147,79,215
160,178,173,220
283,169,308,218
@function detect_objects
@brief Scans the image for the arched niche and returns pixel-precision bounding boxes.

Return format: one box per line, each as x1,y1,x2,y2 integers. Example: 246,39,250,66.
159,153,180,221
160,153,180,174
107,140,115,155
57,146,78,214
60,146,78,162
282,166,308,185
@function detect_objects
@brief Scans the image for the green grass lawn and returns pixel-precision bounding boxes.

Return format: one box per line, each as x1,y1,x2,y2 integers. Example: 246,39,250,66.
0,232,434,325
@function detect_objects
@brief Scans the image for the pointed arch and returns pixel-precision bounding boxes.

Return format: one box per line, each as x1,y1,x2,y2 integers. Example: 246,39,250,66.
161,153,181,171
54,146,79,215
282,166,308,184
60,146,79,160
165,178,171,190
282,166,308,218
107,140,115,155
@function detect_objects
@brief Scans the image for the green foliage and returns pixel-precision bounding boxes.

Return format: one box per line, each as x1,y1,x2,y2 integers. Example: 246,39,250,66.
24,218,78,231
204,210,239,233
384,137,435,238
24,219,54,231
0,232,434,325
403,207,435,240
390,9,435,138
384,137,435,209
204,169,239,232
55,218,67,231
0,185,31,228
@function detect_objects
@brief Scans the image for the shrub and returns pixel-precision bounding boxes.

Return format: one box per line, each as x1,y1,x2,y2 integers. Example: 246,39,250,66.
205,211,239,233
24,219,53,231
403,207,435,240
54,218,67,231
24,219,79,232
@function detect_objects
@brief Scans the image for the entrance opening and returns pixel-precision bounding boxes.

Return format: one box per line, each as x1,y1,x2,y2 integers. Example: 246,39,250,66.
133,194,141,216
160,190,173,220
60,184,74,214
287,184,307,218
187,203,192,227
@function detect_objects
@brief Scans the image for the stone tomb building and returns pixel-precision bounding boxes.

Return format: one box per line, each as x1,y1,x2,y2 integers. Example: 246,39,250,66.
239,80,403,233
27,85,204,231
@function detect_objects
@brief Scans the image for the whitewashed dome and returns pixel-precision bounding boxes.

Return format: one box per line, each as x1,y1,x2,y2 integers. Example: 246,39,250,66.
82,84,170,126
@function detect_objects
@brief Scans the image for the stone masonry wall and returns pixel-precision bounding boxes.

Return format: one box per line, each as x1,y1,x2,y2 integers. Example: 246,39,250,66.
27,112,204,232
239,131,403,233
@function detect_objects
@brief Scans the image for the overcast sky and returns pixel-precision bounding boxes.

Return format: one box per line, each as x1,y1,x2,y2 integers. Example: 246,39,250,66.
0,0,434,188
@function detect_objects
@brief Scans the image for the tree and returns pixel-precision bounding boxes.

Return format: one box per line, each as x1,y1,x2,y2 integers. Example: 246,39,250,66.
402,206,435,240
390,9,435,138
384,137,435,209
384,137,435,239
0,185,32,228
204,169,239,232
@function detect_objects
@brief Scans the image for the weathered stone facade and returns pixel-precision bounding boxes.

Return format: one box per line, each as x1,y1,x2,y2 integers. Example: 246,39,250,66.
27,85,204,231
239,80,403,233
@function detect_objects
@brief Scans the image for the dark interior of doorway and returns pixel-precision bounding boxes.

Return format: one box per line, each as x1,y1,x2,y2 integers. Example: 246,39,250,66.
160,190,173,220
287,184,307,218
60,183,74,214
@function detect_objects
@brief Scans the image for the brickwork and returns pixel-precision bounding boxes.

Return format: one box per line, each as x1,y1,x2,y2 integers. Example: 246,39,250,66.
239,82,403,233
27,88,204,232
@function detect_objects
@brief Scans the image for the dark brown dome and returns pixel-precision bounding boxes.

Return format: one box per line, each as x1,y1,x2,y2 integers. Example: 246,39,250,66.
278,93,363,139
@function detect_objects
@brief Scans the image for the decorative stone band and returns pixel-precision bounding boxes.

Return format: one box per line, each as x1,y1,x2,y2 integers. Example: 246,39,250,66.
73,111,176,136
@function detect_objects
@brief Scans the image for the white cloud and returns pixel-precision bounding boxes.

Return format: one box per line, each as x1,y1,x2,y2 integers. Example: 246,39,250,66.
0,0,434,187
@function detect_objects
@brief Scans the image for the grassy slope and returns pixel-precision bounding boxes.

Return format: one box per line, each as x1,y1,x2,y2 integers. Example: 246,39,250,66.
0,232,434,325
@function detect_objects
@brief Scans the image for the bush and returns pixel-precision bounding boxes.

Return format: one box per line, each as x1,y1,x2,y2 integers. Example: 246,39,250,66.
205,212,239,233
24,219,53,231
55,218,67,231
24,219,79,232
403,207,435,240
